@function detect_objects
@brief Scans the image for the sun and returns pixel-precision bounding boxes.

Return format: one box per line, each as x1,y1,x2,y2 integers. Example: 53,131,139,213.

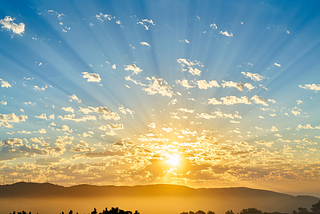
165,154,180,167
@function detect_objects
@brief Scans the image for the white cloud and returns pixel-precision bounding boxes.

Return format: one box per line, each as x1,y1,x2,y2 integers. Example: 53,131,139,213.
35,114,48,120
221,81,255,91
271,126,278,132
188,67,201,76
82,72,101,82
296,100,303,105
58,114,97,122
1,100,7,105
62,107,74,113
62,125,73,133
96,13,114,21
274,63,281,67
299,84,320,91
125,64,143,75
0,16,25,35
178,108,195,113
176,79,194,89
118,105,134,115
137,19,154,30
140,42,150,47
219,31,233,37
196,80,220,89
0,78,11,88
142,77,174,97
241,72,265,81
268,99,276,104
0,113,28,128
208,96,251,105
250,95,268,106
69,94,82,103
210,23,218,29
112,64,116,69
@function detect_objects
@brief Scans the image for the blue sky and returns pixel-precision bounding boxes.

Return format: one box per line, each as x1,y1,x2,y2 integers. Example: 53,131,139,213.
1,0,320,196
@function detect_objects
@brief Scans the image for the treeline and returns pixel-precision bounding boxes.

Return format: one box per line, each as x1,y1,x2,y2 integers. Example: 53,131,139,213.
9,207,140,214
8,200,320,214
180,200,320,214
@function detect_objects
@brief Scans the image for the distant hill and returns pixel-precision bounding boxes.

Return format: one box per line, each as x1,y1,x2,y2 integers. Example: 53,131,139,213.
0,182,319,214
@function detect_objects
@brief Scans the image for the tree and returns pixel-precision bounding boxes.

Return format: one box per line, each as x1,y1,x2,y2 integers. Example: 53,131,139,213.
240,208,262,214
297,207,310,214
207,211,215,214
311,200,320,214
195,210,206,214
69,210,73,214
226,210,234,214
91,208,98,214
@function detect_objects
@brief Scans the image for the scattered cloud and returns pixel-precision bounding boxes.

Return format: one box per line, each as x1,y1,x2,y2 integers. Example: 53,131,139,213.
69,94,81,103
274,63,281,67
241,72,265,81
125,64,143,75
219,31,233,37
299,84,320,91
82,72,101,82
0,16,25,35
0,78,12,88
140,42,150,47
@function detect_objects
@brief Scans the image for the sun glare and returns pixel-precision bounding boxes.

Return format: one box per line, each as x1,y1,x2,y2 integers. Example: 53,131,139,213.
166,154,180,167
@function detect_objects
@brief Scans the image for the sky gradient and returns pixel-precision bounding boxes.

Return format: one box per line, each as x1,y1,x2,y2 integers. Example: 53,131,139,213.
1,0,320,196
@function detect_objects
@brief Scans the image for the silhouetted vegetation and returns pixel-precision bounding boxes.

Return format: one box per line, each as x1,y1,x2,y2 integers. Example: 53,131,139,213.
9,200,320,214
292,200,320,214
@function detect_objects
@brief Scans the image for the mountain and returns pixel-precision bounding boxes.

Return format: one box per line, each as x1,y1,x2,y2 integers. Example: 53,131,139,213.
0,182,318,214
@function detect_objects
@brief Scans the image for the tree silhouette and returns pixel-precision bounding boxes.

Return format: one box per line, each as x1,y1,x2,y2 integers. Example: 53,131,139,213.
226,210,234,214
311,200,320,214
195,210,206,214
240,208,262,214
207,211,215,214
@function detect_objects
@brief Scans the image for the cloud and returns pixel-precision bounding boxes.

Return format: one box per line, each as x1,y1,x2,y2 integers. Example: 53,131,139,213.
148,123,156,128
208,96,251,105
1,100,7,105
62,125,73,133
178,108,195,113
274,63,281,67
69,94,82,103
112,64,116,69
219,31,233,37
196,80,220,89
62,107,74,113
271,126,278,132
0,113,28,128
0,78,12,88
250,95,268,106
137,19,154,30
119,105,134,115
82,72,101,82
176,79,194,89
125,64,143,75
140,42,150,47
241,72,265,81
96,13,114,21
58,114,97,122
299,84,320,91
142,77,174,97
297,124,320,130
221,81,255,91
0,16,25,35
296,100,303,105
210,23,218,29
33,85,46,91
177,58,203,76
35,114,48,120
268,99,276,104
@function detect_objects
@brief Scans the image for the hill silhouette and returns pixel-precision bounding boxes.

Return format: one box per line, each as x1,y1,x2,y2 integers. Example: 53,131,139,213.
0,182,318,214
